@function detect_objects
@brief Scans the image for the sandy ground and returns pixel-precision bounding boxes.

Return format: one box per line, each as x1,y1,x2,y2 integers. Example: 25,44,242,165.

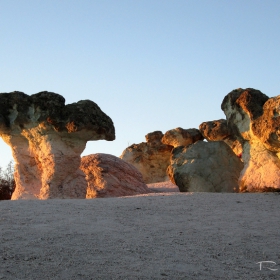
1,191,280,280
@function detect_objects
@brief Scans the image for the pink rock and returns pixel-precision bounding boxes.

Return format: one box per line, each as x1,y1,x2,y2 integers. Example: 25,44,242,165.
81,153,152,198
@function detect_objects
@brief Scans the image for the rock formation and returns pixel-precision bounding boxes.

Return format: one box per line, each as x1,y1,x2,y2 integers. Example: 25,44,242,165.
167,141,243,192
120,131,173,183
81,153,151,198
161,127,204,148
221,88,280,191
0,91,115,199
238,141,280,192
199,119,242,156
221,88,269,142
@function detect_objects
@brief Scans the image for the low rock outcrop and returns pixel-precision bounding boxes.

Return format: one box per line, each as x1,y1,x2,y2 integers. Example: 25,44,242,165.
120,131,173,183
161,127,203,148
199,119,242,156
81,154,151,198
0,91,115,199
167,141,243,192
221,88,280,191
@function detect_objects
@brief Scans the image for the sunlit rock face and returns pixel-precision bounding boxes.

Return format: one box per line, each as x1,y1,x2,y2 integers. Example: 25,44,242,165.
161,127,204,148
0,91,115,199
222,88,280,191
239,141,280,192
199,119,243,156
120,131,173,184
81,153,151,198
167,141,243,192
251,95,280,152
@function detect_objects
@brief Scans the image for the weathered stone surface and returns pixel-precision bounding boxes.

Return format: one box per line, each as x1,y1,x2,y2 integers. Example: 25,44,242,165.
81,154,151,198
161,127,204,148
167,141,243,192
221,88,269,141
0,91,115,199
199,119,230,141
239,141,280,192
223,138,243,157
252,96,280,152
199,119,243,156
120,131,173,184
221,88,280,191
145,131,163,146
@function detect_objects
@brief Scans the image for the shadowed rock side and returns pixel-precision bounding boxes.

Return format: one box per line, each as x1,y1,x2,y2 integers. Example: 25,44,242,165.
167,141,243,192
199,119,242,156
0,91,115,199
161,127,204,148
222,88,280,191
120,131,173,184
81,154,151,198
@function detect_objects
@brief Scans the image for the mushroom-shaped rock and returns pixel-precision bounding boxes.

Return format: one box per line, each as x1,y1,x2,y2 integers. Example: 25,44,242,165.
120,131,173,184
161,127,204,148
199,119,242,156
81,153,151,198
221,88,280,191
167,141,243,192
0,91,115,199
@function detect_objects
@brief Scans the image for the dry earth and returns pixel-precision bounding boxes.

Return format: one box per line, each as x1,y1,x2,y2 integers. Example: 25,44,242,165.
0,191,280,280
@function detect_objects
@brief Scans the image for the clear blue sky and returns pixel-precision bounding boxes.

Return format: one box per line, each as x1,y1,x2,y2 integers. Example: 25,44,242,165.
1,0,280,168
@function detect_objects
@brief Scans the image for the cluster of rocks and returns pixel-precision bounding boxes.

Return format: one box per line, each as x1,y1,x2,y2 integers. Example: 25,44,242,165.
121,88,280,193
1,88,280,200
121,126,243,193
